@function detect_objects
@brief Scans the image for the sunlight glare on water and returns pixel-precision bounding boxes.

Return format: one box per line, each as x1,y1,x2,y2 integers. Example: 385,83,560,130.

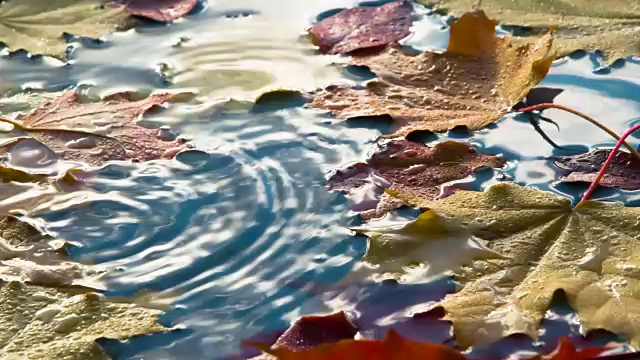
0,0,640,359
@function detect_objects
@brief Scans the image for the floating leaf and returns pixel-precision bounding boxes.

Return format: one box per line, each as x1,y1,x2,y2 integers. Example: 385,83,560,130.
249,312,358,359
310,10,554,137
0,91,191,167
526,337,606,360
0,0,130,59
118,0,198,22
308,1,412,55
0,281,169,359
328,140,504,220
252,329,466,360
388,182,640,349
553,149,640,190
418,0,640,64
350,210,503,283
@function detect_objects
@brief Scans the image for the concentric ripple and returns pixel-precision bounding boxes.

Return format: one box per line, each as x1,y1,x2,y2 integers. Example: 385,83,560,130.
32,104,380,358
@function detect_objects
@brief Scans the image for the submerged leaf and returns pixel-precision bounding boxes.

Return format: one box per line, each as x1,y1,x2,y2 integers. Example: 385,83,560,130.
0,0,130,59
0,281,169,359
118,0,198,22
310,10,554,137
328,140,504,220
388,182,640,349
0,91,191,166
309,1,412,55
526,338,606,360
254,329,466,360
418,0,640,63
553,149,640,190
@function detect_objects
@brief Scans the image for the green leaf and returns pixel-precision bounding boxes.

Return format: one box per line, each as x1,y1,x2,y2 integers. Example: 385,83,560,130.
0,0,130,59
418,0,640,63
386,183,640,349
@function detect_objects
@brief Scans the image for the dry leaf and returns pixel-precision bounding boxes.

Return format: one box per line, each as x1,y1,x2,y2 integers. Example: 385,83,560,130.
328,140,504,220
418,0,640,63
310,10,554,137
553,149,640,190
308,1,412,55
388,182,640,349
0,91,191,166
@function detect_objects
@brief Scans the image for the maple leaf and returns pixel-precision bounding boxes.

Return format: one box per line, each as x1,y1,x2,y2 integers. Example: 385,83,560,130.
328,140,505,220
386,182,640,349
117,0,198,22
553,149,640,190
0,281,169,359
251,328,466,360
308,1,412,55
418,0,640,64
310,10,555,137
0,91,191,167
248,312,358,359
0,0,131,59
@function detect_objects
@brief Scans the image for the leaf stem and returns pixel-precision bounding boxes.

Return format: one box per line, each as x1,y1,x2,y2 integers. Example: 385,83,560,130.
579,123,640,204
0,116,27,130
515,103,640,161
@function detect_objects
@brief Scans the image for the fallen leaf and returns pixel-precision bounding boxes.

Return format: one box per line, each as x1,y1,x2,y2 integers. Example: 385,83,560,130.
418,0,640,63
553,149,640,190
310,10,554,137
350,210,503,283
308,1,412,55
0,91,191,166
0,281,169,359
526,337,606,360
118,0,198,22
0,0,130,59
248,312,358,359
252,329,466,360
0,259,103,290
327,140,505,220
388,182,640,349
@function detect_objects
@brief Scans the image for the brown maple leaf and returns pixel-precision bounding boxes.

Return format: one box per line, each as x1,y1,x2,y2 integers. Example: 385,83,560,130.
0,91,192,167
310,10,555,137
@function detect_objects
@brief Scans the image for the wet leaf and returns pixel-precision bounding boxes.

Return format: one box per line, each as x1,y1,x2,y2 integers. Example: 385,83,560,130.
526,338,606,359
252,329,466,360
0,91,191,167
418,0,640,64
308,1,412,55
248,312,358,359
310,10,554,137
327,140,505,220
0,0,130,59
0,281,169,359
0,165,48,184
388,182,640,349
118,0,198,22
553,149,640,190
350,210,503,283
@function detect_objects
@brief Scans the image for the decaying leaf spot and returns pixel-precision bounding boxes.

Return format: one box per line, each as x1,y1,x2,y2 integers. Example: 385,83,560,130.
388,182,640,349
310,10,555,137
252,329,467,360
0,281,170,359
418,0,640,64
327,140,505,220
0,0,130,59
249,312,358,359
0,91,192,167
553,149,640,190
308,1,412,55
118,0,198,22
